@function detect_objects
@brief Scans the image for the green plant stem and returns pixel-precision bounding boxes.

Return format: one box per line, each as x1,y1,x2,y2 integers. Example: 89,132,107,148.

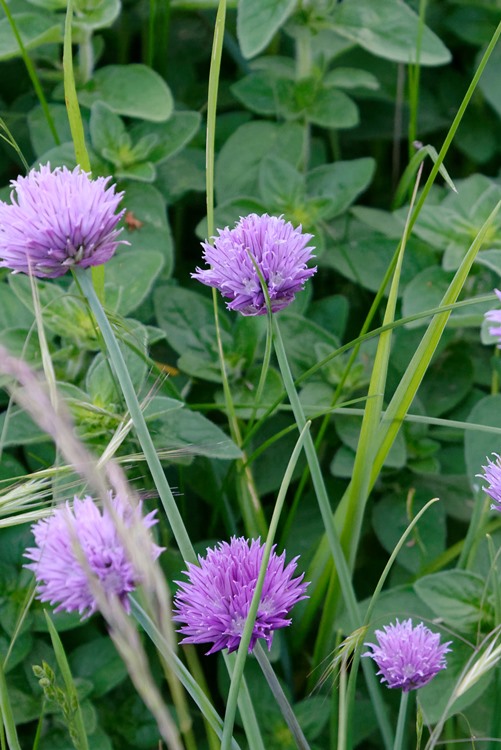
0,661,21,750
183,646,220,750
78,27,94,84
131,599,242,749
254,642,310,750
221,423,311,750
345,498,439,750
205,0,266,536
272,316,358,625
0,0,59,147
394,691,410,750
457,491,489,570
45,613,89,750
75,269,196,564
223,652,266,750
408,0,427,159
63,0,105,301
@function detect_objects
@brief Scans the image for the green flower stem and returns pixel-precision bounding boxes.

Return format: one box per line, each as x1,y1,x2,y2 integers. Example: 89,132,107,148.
0,0,59,148
45,613,89,750
0,661,21,750
75,268,196,565
394,691,410,750
345,498,439,750
272,317,358,623
254,642,310,750
205,0,266,537
131,599,242,749
272,316,393,749
221,422,311,750
183,646,220,750
223,653,266,750
78,27,95,84
64,0,105,302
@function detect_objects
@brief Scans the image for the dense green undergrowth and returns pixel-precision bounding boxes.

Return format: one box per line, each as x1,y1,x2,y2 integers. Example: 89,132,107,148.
1,1,501,748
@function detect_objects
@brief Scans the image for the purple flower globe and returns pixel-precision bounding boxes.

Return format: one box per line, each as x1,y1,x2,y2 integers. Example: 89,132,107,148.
173,537,309,655
192,213,316,316
478,453,501,511
0,164,126,278
24,494,163,618
362,619,452,692
485,289,501,345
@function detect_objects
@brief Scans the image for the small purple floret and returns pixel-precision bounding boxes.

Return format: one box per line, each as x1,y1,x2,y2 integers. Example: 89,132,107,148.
478,453,501,512
485,289,501,345
173,537,309,655
0,163,126,278
362,618,452,692
24,494,163,618
192,213,316,316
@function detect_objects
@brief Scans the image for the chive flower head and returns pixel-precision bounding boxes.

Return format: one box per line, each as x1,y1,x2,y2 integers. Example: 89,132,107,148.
24,494,162,617
362,618,452,692
0,164,126,278
173,537,308,654
192,213,316,315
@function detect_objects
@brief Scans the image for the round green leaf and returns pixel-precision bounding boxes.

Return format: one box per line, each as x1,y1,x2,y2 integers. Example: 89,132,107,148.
79,65,173,122
329,0,451,66
237,0,296,59
0,13,61,60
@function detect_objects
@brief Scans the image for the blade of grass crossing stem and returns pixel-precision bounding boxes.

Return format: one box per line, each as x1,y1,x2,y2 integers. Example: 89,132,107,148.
221,423,312,750
254,642,310,750
74,268,196,565
272,318,394,750
372,200,501,486
224,653,266,750
302,23,501,661
339,165,423,573
0,0,59,148
130,599,242,750
63,0,104,301
44,612,89,750
315,202,501,676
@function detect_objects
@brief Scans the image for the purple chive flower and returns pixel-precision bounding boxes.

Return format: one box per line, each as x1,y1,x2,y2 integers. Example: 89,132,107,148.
485,289,501,345
478,453,501,511
362,619,452,692
24,494,163,618
0,163,126,278
192,213,316,316
173,537,309,655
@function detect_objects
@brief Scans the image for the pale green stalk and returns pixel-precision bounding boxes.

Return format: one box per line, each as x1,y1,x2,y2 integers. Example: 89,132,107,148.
64,0,104,300
457,491,489,570
272,317,393,749
221,423,311,750
205,0,266,537
0,0,59,147
340,164,424,571
223,652,266,750
303,22,501,667
337,653,348,750
408,0,427,157
131,599,242,749
344,499,439,750
0,660,20,750
371,200,501,486
45,613,89,750
394,691,410,750
254,642,310,750
74,269,196,564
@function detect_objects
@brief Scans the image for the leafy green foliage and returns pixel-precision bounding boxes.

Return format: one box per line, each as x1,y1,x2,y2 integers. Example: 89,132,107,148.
1,0,501,748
